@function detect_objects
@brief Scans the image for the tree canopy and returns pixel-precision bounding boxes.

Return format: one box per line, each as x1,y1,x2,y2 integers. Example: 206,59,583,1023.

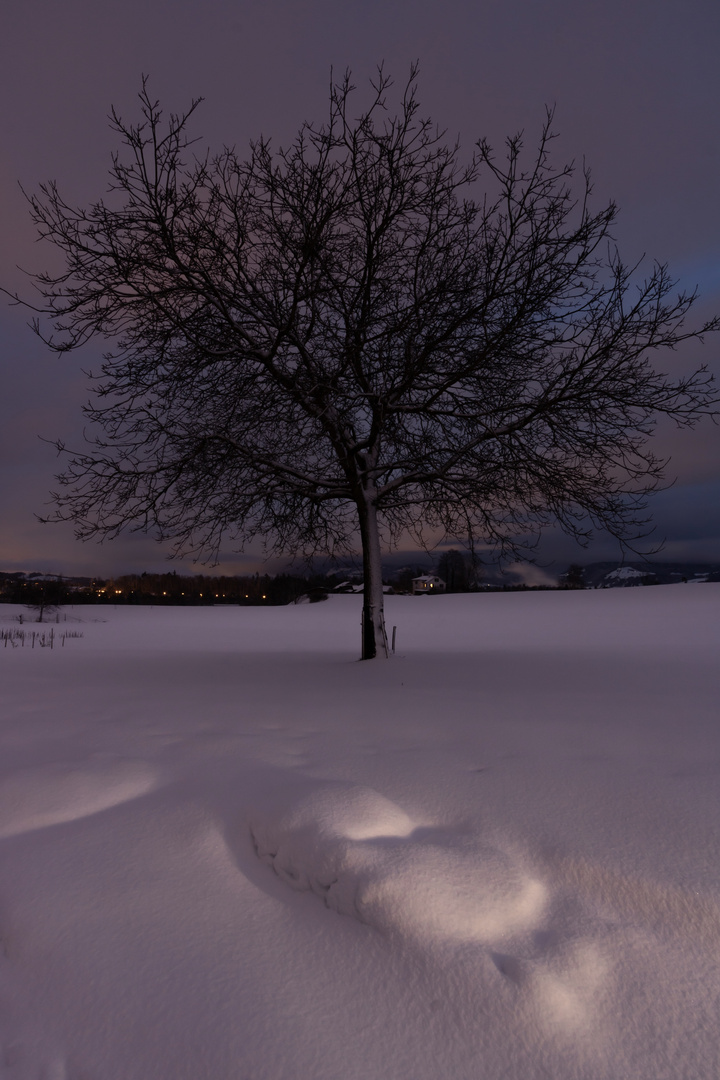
10,68,718,656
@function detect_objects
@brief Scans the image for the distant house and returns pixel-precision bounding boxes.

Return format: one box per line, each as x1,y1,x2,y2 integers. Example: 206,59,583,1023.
412,574,446,594
333,581,394,594
333,580,361,593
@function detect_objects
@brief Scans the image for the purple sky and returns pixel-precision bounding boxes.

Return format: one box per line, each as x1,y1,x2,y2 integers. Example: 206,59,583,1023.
1,0,719,577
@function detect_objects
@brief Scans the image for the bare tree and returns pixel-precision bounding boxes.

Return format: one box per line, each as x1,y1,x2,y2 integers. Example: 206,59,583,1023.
559,564,586,590
8,69,717,657
15,577,68,622
436,550,472,592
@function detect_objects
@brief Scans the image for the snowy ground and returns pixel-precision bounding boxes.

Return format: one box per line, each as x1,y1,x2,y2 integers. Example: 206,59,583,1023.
0,587,718,1080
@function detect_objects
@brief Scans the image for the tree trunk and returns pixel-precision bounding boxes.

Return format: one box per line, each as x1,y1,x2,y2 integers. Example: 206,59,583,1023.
357,496,387,660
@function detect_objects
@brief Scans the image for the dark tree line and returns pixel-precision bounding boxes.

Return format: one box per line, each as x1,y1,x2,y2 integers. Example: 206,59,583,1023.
8,68,717,656
105,571,326,605
4,577,70,620
0,571,330,607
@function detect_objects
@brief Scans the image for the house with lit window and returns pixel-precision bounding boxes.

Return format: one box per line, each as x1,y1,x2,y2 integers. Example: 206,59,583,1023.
411,574,446,594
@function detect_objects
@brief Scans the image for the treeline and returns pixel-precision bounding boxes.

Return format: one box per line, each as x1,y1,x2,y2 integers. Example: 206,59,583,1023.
0,570,333,606
0,575,72,619
100,571,330,605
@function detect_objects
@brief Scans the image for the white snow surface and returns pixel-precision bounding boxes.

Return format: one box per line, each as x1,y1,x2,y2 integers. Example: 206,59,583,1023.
0,586,719,1079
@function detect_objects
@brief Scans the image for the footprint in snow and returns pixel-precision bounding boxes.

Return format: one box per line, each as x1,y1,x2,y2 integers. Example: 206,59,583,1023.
249,782,547,945
250,783,618,1049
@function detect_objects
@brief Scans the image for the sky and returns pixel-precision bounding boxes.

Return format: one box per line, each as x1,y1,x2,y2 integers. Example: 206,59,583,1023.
1,0,719,577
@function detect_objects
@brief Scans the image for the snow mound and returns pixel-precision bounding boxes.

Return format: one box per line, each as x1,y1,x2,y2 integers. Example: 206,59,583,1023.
604,566,646,582
0,759,158,838
250,783,547,943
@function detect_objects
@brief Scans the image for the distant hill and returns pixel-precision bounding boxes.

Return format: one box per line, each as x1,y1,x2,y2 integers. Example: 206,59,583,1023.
573,561,720,588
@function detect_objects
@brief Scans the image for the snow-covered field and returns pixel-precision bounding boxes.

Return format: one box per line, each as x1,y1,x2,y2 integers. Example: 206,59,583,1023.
0,586,718,1080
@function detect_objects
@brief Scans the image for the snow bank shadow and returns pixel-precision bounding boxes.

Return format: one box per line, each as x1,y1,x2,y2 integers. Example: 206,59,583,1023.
249,782,547,945
0,760,159,839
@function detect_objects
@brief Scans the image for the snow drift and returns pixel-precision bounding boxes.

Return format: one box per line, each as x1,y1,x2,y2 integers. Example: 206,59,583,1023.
0,586,718,1079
